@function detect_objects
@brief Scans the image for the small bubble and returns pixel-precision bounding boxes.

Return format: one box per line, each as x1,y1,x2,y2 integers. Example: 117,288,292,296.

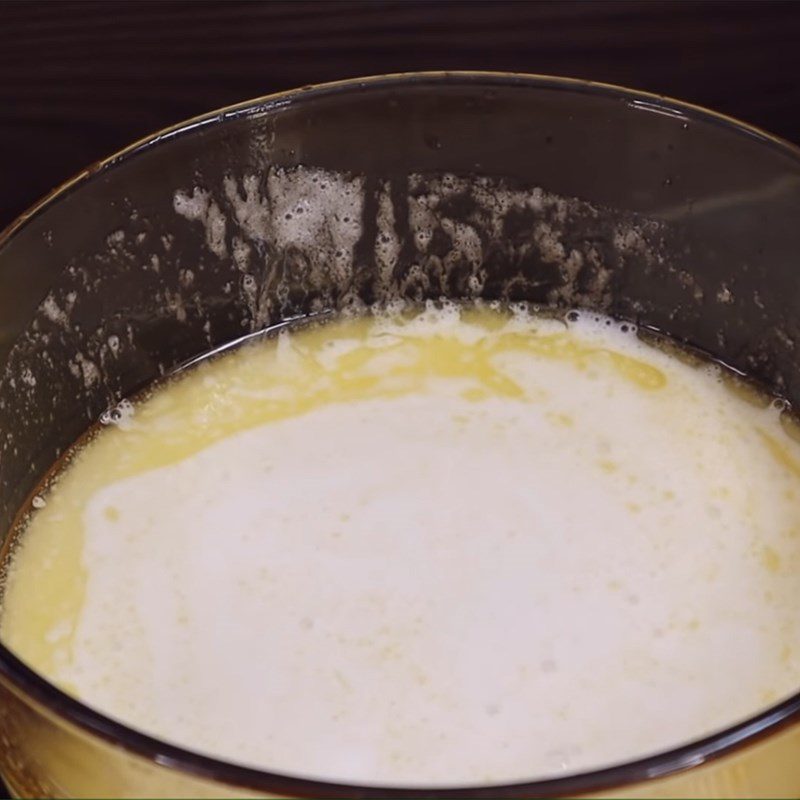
31,495,46,509
100,399,135,429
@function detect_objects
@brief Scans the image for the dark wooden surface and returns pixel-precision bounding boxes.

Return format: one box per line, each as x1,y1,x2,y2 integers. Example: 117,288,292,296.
2,0,800,231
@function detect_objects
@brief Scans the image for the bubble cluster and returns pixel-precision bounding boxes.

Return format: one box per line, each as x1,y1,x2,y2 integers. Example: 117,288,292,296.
98,398,135,429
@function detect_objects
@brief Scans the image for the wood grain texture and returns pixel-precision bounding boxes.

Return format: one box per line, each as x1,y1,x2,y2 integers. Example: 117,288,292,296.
2,1,800,227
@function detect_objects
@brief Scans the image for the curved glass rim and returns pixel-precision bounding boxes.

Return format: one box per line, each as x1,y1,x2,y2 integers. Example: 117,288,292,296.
2,71,800,798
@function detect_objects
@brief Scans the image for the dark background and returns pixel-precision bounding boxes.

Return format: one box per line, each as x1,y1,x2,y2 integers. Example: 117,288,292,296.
2,0,800,231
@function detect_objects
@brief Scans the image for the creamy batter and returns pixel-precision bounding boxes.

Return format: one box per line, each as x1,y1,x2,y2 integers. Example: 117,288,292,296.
2,303,800,786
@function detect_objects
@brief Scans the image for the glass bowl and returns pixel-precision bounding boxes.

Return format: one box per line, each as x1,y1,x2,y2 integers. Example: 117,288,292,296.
1,72,800,798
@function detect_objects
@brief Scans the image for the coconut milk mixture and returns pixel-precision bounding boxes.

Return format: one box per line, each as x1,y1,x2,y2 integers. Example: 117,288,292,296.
2,304,800,785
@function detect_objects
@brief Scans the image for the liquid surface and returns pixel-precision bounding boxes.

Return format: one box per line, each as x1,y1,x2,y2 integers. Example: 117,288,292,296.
3,305,800,786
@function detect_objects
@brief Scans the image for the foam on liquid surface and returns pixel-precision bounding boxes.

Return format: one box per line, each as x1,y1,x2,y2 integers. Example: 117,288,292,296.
3,305,800,786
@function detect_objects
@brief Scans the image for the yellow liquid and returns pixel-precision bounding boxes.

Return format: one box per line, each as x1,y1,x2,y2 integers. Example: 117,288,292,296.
2,304,800,786
2,307,665,676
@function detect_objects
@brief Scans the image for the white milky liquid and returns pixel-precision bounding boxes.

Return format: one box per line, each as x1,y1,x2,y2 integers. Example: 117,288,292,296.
3,304,800,786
